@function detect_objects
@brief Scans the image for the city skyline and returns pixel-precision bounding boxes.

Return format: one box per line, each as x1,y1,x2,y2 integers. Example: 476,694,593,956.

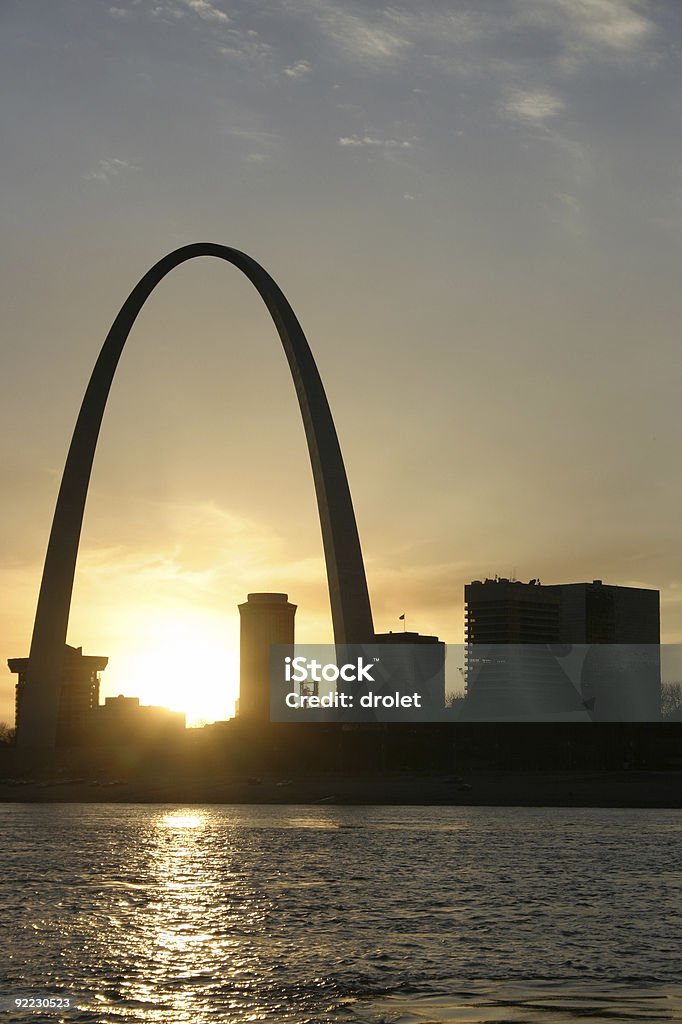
2,0,682,726
16,242,375,750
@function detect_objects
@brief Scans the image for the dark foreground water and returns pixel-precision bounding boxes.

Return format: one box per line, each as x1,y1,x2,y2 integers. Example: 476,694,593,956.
1,804,681,1023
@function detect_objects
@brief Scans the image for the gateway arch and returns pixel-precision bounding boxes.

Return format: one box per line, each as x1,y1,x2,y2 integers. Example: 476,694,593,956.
18,243,375,751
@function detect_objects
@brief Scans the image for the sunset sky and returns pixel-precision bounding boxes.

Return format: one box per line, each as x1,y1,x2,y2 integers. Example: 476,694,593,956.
2,0,681,725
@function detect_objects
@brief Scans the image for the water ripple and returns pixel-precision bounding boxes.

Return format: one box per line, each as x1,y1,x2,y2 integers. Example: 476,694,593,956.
1,805,681,1023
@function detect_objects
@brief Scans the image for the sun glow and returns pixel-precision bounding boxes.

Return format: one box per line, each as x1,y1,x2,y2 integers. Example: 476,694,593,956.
104,611,239,726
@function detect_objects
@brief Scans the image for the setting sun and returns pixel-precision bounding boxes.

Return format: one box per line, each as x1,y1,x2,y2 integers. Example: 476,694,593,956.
104,611,239,726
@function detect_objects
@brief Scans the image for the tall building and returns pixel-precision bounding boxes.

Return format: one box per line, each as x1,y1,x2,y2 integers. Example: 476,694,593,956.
464,578,660,721
557,580,659,643
465,579,560,644
464,577,660,645
8,644,107,747
238,593,296,720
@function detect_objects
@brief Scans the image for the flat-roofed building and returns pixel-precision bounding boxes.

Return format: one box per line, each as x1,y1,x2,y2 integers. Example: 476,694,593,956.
92,695,185,745
557,580,659,644
463,578,660,721
374,630,446,712
465,578,560,645
464,577,660,646
8,644,107,747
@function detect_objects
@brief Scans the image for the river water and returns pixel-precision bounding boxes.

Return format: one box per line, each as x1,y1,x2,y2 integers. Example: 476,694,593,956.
1,804,681,1023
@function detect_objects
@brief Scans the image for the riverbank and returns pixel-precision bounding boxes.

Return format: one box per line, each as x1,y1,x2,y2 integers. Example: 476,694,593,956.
0,770,681,805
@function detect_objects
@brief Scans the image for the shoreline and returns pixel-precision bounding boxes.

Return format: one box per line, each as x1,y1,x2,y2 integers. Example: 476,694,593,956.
1,770,681,806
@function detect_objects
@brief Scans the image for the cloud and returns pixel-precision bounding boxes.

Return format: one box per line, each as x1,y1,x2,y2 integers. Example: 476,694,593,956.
224,126,280,143
144,3,275,75
279,0,656,92
107,6,130,19
222,125,281,163
284,59,312,79
279,0,493,67
151,3,186,20
218,29,273,64
551,191,587,237
504,89,565,122
71,500,289,594
281,0,413,62
83,158,134,183
180,0,230,23
338,135,414,149
149,0,229,24
512,0,655,69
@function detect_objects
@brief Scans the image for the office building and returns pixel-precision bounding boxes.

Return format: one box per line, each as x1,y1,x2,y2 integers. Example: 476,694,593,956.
8,644,107,747
465,578,660,645
238,593,296,720
557,580,659,643
375,630,446,711
465,578,560,644
92,695,185,746
464,578,660,720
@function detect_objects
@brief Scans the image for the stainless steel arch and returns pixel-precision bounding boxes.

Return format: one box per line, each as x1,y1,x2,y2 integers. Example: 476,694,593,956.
19,243,374,751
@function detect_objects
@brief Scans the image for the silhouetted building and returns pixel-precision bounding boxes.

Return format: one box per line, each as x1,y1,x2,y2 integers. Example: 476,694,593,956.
375,630,443,645
91,695,185,746
465,578,660,645
557,580,659,643
465,578,560,644
375,630,446,711
238,593,296,720
464,578,661,721
8,645,107,747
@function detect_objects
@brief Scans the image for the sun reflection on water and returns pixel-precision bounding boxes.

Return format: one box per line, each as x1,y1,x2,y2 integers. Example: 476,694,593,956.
159,811,206,831
84,808,281,1022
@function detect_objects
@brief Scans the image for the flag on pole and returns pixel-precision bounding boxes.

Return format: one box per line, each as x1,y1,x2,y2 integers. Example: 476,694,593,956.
398,614,405,620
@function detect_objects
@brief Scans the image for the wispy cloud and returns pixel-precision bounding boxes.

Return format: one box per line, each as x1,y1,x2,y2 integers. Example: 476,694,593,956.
72,500,289,594
338,135,414,149
513,0,655,68
222,125,281,163
284,58,312,79
145,1,277,76
282,0,654,73
83,158,134,183
551,191,587,238
278,0,658,137
308,3,410,61
282,0,488,64
180,0,230,23
149,0,229,24
218,30,273,65
504,89,565,123
150,3,187,21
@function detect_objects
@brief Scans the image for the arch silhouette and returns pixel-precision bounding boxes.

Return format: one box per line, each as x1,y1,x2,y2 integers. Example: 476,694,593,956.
19,243,374,750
